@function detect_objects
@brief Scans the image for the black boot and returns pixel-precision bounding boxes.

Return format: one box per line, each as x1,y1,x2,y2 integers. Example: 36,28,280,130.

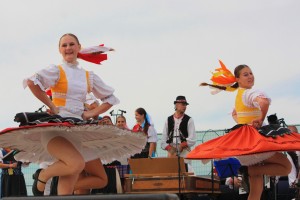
32,168,46,196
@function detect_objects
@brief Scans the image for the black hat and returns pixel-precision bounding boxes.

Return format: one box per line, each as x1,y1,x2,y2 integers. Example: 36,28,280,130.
174,96,189,105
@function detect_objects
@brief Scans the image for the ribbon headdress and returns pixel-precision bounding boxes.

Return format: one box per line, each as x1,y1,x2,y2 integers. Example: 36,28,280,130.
77,44,114,65
200,60,237,94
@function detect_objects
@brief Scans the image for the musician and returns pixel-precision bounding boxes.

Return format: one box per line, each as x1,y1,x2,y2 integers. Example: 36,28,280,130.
161,96,196,171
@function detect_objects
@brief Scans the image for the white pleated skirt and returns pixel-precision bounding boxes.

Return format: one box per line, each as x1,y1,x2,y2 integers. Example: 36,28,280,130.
0,124,147,164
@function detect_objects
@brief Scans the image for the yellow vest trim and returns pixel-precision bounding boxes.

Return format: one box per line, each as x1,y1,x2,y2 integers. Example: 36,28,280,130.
51,66,68,106
86,71,91,93
51,66,90,107
235,88,261,124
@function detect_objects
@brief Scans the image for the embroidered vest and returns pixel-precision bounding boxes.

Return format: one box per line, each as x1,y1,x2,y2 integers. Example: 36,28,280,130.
166,114,190,144
51,65,90,106
235,88,261,124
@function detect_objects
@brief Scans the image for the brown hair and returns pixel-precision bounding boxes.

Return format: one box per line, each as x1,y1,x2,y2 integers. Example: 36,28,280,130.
59,33,80,46
135,107,150,134
230,64,250,88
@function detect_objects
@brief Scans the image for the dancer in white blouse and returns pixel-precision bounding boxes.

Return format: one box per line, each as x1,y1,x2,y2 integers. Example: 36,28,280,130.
25,33,118,196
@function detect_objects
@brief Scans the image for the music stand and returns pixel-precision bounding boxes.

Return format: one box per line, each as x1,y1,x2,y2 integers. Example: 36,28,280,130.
214,158,241,191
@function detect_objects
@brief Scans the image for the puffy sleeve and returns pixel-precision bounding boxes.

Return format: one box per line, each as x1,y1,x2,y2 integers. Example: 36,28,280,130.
161,120,169,150
89,71,120,105
0,150,3,163
187,118,196,147
23,64,59,91
243,88,271,108
147,126,158,143
85,92,99,105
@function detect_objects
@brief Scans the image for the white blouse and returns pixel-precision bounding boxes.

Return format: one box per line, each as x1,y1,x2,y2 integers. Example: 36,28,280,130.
242,88,271,108
23,60,119,119
147,126,158,143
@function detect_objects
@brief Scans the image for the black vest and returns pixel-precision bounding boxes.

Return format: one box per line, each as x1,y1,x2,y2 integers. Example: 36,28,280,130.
166,114,190,144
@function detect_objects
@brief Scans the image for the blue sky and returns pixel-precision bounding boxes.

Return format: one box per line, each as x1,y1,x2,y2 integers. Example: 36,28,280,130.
0,0,299,132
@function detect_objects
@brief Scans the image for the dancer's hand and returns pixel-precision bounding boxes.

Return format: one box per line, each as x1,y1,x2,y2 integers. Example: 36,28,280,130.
166,145,177,157
48,106,59,115
251,119,262,129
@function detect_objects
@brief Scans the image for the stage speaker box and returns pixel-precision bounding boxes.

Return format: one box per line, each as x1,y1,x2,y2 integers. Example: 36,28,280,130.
3,193,179,200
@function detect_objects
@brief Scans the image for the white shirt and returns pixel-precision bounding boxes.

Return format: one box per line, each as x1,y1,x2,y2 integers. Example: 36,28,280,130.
161,115,196,158
242,88,271,108
147,126,158,143
0,148,3,163
287,153,298,186
23,60,119,119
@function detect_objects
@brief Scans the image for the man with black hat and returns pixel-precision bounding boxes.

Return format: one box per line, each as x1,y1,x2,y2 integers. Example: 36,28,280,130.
161,96,196,172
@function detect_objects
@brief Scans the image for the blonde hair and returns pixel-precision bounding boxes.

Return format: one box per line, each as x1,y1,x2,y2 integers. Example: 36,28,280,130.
59,33,80,46
116,115,126,123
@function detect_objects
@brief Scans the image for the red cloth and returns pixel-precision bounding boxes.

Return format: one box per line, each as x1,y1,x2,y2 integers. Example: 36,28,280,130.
180,141,188,148
165,144,172,151
0,122,73,135
132,124,142,133
45,89,52,97
77,53,107,65
186,125,300,160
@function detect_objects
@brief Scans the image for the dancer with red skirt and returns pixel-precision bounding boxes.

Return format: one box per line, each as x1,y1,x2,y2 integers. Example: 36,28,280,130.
187,61,300,200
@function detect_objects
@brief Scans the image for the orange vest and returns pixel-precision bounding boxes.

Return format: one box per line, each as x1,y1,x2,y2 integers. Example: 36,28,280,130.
51,65,90,106
235,88,261,124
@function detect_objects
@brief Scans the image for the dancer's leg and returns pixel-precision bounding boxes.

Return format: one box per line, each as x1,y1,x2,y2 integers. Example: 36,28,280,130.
248,153,291,176
37,137,85,194
74,159,108,190
247,175,263,200
73,171,90,195
58,174,81,195
246,153,291,200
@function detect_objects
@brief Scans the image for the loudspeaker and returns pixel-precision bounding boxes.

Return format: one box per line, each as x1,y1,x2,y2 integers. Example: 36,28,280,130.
3,194,179,200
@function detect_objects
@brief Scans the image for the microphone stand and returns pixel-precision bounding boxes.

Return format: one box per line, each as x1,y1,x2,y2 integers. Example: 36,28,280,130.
110,109,127,124
174,132,182,197
118,109,126,116
109,110,118,124
175,129,186,198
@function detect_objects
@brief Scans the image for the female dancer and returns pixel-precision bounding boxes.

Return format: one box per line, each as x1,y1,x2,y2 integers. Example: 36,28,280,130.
25,33,118,195
132,108,158,158
187,61,300,200
0,33,146,197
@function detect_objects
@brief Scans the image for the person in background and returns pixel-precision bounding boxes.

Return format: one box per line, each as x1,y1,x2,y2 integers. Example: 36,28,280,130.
132,108,158,158
286,126,300,187
0,148,27,197
116,115,130,130
99,115,113,125
161,96,196,172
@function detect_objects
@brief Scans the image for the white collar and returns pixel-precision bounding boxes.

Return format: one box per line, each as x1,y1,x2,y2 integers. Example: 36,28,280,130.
62,59,79,68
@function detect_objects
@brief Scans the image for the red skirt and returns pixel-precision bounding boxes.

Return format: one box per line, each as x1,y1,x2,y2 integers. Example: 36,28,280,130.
186,125,300,160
